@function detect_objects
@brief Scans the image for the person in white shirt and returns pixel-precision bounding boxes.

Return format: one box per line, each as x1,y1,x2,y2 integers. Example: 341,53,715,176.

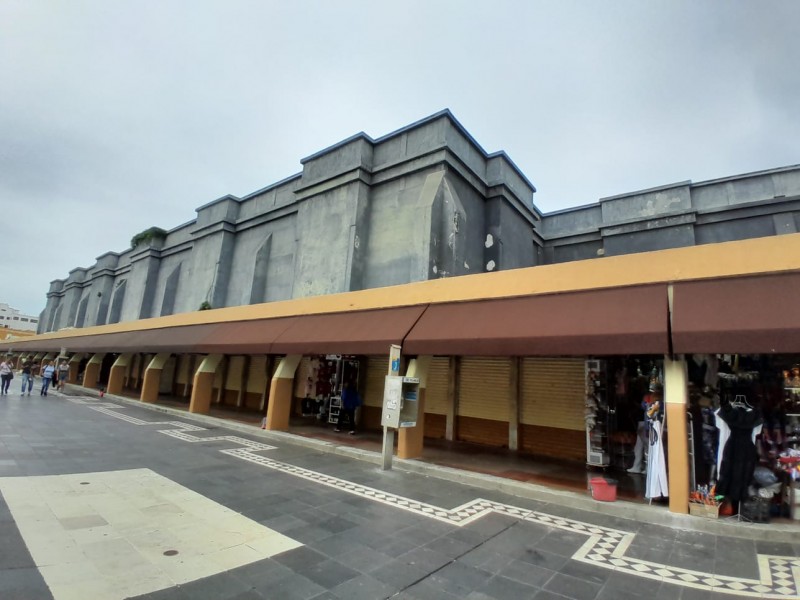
40,361,56,396
0,358,14,395
57,361,70,391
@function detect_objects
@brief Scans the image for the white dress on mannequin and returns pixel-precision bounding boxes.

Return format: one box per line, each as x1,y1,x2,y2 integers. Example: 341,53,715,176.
646,420,669,499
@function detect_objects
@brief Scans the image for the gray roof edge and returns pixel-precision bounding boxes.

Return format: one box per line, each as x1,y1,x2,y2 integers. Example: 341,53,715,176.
195,193,241,213
241,172,303,201
297,109,537,195
690,163,800,189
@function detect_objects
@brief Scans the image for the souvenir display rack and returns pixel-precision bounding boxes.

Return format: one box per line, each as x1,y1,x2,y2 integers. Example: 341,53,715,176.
585,359,610,467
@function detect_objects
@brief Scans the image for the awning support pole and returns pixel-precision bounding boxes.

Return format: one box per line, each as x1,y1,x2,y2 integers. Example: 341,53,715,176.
382,429,394,471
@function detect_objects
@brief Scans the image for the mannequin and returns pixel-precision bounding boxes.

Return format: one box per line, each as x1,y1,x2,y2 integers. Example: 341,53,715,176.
628,420,647,474
628,391,660,475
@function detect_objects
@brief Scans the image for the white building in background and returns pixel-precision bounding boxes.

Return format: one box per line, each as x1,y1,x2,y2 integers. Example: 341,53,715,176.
0,303,39,332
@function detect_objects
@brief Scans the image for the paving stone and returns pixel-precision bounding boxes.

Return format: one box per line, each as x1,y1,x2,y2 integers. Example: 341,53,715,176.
498,558,556,588
2,393,799,600
329,573,396,600
478,574,540,600
296,558,359,589
543,572,602,600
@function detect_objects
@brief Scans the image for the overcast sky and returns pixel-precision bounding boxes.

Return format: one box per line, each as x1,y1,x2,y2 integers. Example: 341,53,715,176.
2,1,798,317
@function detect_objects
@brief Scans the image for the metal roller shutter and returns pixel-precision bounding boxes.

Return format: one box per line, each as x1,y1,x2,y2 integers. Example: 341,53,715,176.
175,355,189,385
225,356,245,391
364,356,389,407
247,356,268,394
458,357,510,421
131,354,141,380
425,357,450,415
213,357,224,389
162,356,177,391
520,358,584,430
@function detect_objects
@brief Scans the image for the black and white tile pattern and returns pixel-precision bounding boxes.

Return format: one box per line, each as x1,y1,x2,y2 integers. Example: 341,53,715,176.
68,396,800,599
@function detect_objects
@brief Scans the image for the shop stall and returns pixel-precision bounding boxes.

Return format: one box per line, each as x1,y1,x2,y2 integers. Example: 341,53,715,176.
683,355,800,522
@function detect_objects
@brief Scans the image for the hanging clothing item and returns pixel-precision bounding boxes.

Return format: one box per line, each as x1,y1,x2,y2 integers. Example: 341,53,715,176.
646,420,668,499
714,409,731,477
714,407,763,479
716,404,763,503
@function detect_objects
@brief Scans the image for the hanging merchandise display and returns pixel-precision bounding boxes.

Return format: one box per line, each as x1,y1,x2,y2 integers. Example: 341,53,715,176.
304,355,361,427
585,360,610,467
644,367,668,500
714,373,764,507
684,356,800,522
646,419,669,499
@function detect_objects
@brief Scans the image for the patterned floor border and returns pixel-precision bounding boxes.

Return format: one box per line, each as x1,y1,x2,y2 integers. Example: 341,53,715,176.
67,396,800,599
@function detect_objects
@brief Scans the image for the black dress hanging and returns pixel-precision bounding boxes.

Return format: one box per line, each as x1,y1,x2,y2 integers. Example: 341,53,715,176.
717,404,763,503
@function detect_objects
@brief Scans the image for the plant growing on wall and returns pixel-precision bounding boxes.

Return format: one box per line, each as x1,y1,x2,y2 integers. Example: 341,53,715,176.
130,227,167,249
198,301,213,311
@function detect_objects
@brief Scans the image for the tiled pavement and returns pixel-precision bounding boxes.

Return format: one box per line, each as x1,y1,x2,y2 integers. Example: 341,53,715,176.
1,390,799,599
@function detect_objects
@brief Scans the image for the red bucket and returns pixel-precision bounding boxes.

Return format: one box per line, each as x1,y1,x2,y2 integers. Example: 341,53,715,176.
590,477,617,502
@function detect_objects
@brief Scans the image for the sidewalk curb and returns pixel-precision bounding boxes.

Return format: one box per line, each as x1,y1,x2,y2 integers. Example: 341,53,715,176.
67,386,800,543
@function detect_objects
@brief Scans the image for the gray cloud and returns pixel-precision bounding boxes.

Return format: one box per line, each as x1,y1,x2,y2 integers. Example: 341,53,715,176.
1,0,797,316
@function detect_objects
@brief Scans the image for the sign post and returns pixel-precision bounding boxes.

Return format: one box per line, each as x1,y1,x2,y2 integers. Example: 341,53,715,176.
382,345,402,470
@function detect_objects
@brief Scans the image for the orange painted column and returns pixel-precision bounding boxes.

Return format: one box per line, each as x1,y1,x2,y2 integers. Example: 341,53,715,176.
68,354,83,385
141,371,160,403
140,353,171,403
265,355,302,431
398,356,431,459
82,354,105,389
107,366,125,394
67,362,80,383
107,353,133,395
189,354,223,414
665,356,690,514
189,372,215,413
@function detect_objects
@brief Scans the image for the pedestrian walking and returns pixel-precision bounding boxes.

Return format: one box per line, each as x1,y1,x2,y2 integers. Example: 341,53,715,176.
334,381,361,435
57,360,70,391
20,360,33,395
0,357,14,395
40,361,56,396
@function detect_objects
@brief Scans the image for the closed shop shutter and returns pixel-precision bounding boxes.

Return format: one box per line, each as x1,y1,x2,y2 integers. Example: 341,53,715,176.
162,355,177,391
213,357,224,389
425,357,450,415
364,356,389,408
247,356,268,395
458,357,510,421
520,358,584,430
175,355,190,385
225,356,245,391
131,354,140,380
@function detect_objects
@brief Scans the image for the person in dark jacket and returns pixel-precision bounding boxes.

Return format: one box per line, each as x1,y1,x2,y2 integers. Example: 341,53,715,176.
335,381,362,435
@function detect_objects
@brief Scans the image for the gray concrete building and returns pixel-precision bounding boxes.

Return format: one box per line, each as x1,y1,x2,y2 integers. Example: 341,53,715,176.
40,110,800,333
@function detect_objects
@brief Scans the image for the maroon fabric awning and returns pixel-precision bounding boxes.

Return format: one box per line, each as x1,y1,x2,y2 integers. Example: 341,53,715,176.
3,337,65,353
271,306,427,355
128,324,224,353
196,318,297,354
671,272,800,354
4,307,423,357
403,285,670,356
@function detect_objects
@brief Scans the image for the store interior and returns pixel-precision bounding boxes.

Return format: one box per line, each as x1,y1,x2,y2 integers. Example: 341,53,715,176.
117,352,800,518
685,354,800,523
